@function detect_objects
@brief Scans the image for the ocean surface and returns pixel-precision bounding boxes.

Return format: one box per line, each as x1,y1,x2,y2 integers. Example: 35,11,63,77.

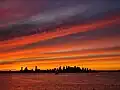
0,72,120,90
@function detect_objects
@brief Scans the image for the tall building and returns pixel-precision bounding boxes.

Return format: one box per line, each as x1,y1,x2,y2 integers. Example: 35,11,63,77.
20,67,23,71
35,66,38,71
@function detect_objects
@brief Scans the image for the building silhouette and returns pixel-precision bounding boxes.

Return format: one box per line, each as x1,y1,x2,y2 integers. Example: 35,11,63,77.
19,66,95,73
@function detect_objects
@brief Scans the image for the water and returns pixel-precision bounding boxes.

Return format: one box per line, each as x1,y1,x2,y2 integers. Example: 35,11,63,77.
0,72,120,90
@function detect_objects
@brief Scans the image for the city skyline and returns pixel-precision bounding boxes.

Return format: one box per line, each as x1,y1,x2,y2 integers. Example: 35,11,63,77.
0,0,120,70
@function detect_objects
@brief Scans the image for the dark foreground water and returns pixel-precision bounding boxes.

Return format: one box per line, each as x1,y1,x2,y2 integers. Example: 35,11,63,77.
0,72,120,90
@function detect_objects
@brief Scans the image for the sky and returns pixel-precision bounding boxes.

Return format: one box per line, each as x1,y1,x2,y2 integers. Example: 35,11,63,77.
0,0,120,70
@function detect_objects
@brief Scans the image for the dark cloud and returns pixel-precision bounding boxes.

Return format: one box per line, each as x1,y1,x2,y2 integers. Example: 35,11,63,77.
19,25,120,48
0,25,120,53
0,0,120,41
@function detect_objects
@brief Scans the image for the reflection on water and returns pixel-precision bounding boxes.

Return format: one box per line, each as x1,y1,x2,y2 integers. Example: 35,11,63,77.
0,72,120,90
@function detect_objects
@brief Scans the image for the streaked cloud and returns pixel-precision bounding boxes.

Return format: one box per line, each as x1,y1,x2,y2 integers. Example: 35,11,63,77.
0,0,120,70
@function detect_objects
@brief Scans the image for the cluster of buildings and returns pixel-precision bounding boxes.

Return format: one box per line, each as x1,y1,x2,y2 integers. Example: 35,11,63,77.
20,66,93,73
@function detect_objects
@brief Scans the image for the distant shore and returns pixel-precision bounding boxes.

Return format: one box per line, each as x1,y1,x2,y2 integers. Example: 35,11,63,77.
0,66,120,73
0,70,120,74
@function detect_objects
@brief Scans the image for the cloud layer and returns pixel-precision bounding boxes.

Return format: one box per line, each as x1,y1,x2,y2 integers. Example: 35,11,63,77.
0,0,120,70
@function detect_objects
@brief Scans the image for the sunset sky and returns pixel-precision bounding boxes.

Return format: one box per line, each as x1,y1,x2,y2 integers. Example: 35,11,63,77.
0,0,120,70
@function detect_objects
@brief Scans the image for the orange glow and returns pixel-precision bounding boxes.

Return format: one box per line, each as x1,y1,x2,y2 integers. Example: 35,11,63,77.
0,57,120,70
0,35,119,59
0,15,120,70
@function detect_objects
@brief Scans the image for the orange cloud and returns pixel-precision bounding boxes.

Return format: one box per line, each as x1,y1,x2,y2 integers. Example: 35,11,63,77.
0,45,119,60
0,15,120,70
0,15,119,49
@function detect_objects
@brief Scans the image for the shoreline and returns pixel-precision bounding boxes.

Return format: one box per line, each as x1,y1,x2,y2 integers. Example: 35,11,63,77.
0,70,119,74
